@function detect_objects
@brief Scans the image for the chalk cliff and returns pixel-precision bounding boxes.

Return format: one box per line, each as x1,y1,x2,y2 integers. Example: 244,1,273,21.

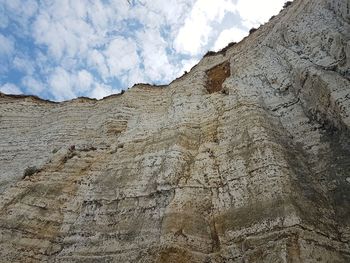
0,0,349,262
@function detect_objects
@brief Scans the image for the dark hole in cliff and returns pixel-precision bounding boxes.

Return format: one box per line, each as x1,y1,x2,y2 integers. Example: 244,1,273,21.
205,61,230,94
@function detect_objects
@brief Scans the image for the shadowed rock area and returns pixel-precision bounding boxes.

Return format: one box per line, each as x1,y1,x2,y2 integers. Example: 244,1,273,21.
0,0,350,262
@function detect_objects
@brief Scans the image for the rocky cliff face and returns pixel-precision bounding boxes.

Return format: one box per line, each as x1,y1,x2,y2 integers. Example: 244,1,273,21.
0,0,350,262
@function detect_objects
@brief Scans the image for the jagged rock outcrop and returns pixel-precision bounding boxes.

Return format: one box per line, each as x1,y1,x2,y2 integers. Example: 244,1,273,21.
0,0,349,262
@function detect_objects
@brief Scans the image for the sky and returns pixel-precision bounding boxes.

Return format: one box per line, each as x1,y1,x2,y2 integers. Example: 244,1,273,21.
0,0,290,101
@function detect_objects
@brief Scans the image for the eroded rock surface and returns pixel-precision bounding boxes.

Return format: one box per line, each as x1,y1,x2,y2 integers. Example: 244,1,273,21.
0,0,349,262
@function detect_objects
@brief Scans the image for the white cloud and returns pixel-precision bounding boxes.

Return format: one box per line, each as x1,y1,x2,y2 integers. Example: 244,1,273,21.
48,68,98,100
4,0,38,18
88,1,114,30
174,0,236,55
180,58,199,73
87,49,109,80
89,83,114,100
236,0,288,28
137,29,175,82
121,67,146,88
33,13,96,61
0,83,22,95
75,70,93,93
33,13,65,59
3,0,38,34
213,27,248,51
0,6,9,29
32,0,100,62
104,37,140,77
13,56,35,75
49,67,75,101
22,76,44,94
141,0,195,28
0,33,14,57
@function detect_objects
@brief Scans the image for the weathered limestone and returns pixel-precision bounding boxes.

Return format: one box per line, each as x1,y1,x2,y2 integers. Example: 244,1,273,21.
0,0,349,262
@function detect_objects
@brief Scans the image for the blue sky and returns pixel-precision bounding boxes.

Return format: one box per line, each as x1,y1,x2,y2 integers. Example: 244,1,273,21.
0,0,289,101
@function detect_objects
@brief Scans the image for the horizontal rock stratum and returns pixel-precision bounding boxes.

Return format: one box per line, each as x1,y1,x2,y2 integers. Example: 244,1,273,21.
0,0,350,262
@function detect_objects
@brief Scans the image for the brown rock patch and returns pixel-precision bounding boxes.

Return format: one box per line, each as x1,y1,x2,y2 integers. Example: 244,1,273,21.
205,61,230,93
